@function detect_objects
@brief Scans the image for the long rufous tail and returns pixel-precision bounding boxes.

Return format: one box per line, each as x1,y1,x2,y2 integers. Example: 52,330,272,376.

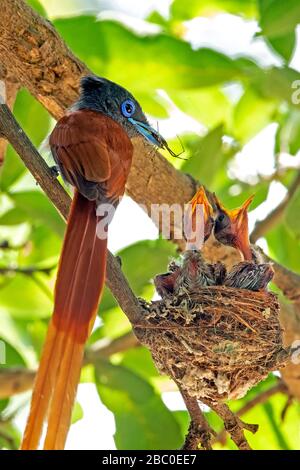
21,191,107,450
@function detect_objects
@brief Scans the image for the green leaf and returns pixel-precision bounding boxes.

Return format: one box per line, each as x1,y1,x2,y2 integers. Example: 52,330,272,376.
258,0,296,61
263,402,290,449
0,89,50,191
0,311,36,364
134,92,169,118
266,33,296,63
233,87,277,142
172,410,189,437
285,186,300,238
26,0,47,17
275,109,300,155
216,180,269,211
0,207,28,226
0,399,9,414
71,402,84,424
18,224,60,267
259,0,300,38
119,347,160,381
0,421,20,449
266,223,300,272
10,89,50,147
171,0,257,21
181,125,224,185
9,190,65,237
54,17,242,91
249,66,300,109
0,275,52,320
0,340,26,369
0,147,26,192
95,360,183,449
170,87,231,127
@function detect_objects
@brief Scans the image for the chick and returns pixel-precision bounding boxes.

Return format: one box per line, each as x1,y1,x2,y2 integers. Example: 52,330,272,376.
213,194,274,291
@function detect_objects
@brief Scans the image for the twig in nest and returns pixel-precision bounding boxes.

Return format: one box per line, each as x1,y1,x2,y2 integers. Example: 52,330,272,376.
179,387,215,451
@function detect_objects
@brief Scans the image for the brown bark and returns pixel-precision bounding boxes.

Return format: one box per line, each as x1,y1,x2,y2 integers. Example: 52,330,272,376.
0,0,300,398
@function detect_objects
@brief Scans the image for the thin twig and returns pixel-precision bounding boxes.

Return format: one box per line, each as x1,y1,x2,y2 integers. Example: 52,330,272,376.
0,265,56,276
0,102,143,325
214,381,287,446
203,400,257,450
251,170,300,243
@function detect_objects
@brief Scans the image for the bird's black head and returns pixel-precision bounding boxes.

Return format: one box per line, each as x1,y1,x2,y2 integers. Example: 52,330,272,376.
213,193,254,261
75,75,167,148
214,211,234,246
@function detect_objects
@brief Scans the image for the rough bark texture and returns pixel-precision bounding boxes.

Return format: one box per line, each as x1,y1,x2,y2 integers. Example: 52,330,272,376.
0,0,300,398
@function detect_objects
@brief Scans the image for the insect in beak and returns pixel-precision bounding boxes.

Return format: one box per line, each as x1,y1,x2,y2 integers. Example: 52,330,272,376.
128,118,186,160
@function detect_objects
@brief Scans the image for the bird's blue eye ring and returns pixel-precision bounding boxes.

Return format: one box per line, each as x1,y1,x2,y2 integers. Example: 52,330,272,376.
121,99,135,117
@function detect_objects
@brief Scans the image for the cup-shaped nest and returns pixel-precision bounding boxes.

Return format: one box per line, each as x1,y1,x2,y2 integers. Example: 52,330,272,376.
134,287,289,402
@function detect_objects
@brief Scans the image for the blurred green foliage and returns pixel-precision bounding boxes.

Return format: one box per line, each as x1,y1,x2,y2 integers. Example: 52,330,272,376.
0,0,299,450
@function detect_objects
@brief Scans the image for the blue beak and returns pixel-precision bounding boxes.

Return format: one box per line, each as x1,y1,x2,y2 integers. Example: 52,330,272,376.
128,117,177,156
128,117,164,147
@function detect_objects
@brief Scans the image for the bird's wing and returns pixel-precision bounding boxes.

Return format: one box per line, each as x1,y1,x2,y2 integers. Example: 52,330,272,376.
49,109,133,201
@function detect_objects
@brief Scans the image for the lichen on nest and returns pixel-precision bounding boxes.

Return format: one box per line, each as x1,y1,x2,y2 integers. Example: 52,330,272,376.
134,285,290,402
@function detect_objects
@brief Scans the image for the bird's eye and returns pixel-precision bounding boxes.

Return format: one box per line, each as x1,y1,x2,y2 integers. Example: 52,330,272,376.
217,214,225,222
121,99,135,117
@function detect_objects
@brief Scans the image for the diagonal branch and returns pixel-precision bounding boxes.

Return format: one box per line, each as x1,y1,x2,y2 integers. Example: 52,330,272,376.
179,387,215,450
214,380,287,446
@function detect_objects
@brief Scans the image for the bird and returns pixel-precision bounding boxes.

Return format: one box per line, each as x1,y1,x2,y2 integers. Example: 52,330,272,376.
184,185,214,250
213,194,274,291
213,193,254,261
154,260,181,299
21,75,170,450
174,187,226,294
224,261,274,291
154,186,216,299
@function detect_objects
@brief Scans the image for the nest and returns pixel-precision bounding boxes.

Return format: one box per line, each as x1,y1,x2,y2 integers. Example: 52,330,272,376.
134,286,290,402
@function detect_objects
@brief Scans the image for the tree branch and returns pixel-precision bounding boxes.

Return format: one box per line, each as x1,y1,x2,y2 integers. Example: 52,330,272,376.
0,265,56,276
0,102,143,325
203,400,257,450
179,388,215,451
250,170,300,243
214,381,287,446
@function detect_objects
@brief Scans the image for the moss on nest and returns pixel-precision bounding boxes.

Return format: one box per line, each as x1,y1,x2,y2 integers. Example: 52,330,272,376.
135,286,289,402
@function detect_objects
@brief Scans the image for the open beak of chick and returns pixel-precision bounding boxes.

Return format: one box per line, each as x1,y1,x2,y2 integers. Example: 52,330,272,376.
213,194,254,261
184,186,214,250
